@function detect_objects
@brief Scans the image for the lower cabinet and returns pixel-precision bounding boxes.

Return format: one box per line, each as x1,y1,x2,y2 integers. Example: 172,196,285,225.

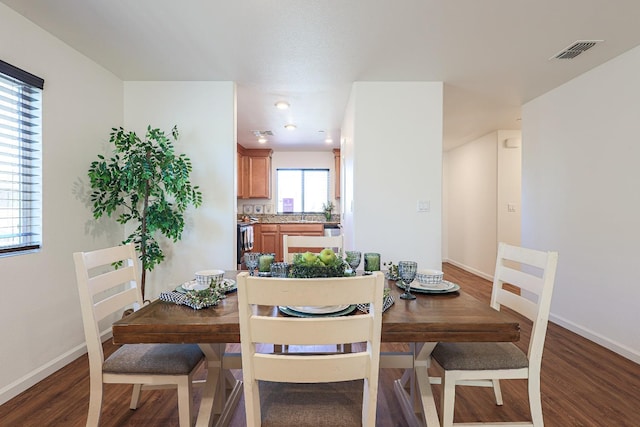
254,224,279,258
253,223,324,261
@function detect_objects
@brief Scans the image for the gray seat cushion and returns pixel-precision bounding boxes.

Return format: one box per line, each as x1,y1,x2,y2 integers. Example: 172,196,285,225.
432,342,529,370
258,380,365,426
103,343,204,375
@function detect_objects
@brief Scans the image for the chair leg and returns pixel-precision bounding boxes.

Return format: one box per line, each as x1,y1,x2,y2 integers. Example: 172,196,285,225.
87,380,103,427
492,379,503,405
529,375,544,427
176,379,194,427
243,379,262,427
129,384,143,409
441,373,456,427
361,377,377,427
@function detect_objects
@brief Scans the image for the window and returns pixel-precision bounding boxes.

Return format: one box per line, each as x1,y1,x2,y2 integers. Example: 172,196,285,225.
0,60,44,255
276,168,329,213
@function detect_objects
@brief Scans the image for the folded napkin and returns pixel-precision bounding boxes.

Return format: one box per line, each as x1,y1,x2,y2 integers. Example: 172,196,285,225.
159,288,221,310
357,294,395,314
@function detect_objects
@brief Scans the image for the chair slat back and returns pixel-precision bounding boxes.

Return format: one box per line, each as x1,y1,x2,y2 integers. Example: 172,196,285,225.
491,242,558,364
282,234,344,262
89,266,137,298
73,244,142,365
253,353,371,383
499,265,543,295
237,271,384,384
250,315,372,346
242,275,375,306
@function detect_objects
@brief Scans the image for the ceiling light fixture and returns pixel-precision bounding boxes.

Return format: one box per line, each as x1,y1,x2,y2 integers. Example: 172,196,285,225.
275,101,290,110
284,124,296,130
258,136,267,143
325,137,333,144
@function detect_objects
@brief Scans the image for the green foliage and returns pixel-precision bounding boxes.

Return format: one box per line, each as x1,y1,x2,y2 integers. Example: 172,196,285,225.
290,251,347,278
88,125,202,295
322,200,334,219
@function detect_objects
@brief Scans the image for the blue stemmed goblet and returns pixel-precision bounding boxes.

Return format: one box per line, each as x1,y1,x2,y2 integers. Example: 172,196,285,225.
398,261,418,300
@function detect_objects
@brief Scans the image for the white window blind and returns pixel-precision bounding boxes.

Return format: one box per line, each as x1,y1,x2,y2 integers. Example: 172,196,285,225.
0,60,44,255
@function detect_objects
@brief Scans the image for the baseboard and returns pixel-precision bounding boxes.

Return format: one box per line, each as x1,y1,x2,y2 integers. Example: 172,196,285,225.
0,330,112,405
549,313,640,364
442,258,493,282
445,258,640,364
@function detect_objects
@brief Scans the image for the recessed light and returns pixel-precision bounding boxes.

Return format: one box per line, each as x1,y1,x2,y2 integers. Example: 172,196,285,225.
275,101,290,110
258,136,267,143
284,124,296,130
325,137,333,144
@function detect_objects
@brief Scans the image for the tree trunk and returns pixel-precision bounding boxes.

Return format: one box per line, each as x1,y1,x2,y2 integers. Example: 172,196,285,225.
139,172,151,300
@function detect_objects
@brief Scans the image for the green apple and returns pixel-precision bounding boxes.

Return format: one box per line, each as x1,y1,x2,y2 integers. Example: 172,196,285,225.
302,251,318,265
319,248,337,265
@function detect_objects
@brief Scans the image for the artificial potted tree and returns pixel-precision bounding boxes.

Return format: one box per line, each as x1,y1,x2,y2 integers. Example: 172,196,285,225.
88,125,202,299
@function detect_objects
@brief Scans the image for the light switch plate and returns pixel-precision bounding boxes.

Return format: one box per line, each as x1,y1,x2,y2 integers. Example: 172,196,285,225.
417,200,430,212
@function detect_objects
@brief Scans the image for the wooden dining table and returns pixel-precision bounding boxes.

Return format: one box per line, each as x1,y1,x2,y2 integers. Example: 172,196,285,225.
112,271,519,427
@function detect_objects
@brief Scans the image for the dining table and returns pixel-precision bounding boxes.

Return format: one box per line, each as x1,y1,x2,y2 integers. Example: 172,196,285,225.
112,271,520,427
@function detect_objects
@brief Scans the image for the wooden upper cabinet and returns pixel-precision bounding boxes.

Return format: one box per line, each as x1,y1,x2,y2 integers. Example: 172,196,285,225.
237,150,248,198
333,148,341,199
237,144,272,199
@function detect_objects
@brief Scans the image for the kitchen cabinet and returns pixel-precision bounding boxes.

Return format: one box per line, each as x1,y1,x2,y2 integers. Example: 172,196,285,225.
253,224,279,257
237,151,249,198
252,223,324,261
237,144,272,199
333,148,340,199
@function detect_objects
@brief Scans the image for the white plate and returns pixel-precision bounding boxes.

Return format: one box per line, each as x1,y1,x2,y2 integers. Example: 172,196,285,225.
286,305,350,314
413,280,455,291
182,281,209,291
178,278,237,293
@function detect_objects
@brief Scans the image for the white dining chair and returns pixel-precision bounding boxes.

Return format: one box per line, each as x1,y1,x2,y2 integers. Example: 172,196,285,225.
280,233,348,353
282,234,344,262
430,242,559,427
73,244,205,427
236,271,385,426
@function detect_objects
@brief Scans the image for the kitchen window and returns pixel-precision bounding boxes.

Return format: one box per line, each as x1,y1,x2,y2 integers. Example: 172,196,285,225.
0,60,44,256
276,168,329,213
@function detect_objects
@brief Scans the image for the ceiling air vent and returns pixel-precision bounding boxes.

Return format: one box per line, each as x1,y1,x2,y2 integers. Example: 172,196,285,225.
252,130,273,137
551,40,603,60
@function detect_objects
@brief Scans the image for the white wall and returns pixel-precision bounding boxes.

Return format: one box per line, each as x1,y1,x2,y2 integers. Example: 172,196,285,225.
443,130,521,279
342,82,443,269
523,45,640,362
124,81,236,299
496,130,522,248
0,4,123,403
237,150,337,215
444,132,497,277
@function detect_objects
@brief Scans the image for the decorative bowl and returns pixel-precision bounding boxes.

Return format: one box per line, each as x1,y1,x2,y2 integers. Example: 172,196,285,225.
416,269,444,285
195,269,225,288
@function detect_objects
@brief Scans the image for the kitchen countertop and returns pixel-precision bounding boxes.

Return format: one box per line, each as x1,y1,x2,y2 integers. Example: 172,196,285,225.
237,213,340,225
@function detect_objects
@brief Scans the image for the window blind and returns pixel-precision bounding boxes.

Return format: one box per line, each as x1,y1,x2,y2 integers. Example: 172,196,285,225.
0,60,44,255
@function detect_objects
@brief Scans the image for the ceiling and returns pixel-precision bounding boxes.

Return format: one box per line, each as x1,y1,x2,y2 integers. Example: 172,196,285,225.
3,0,640,151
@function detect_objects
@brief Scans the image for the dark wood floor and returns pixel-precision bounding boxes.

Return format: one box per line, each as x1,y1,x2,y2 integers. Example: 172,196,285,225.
1,263,639,426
